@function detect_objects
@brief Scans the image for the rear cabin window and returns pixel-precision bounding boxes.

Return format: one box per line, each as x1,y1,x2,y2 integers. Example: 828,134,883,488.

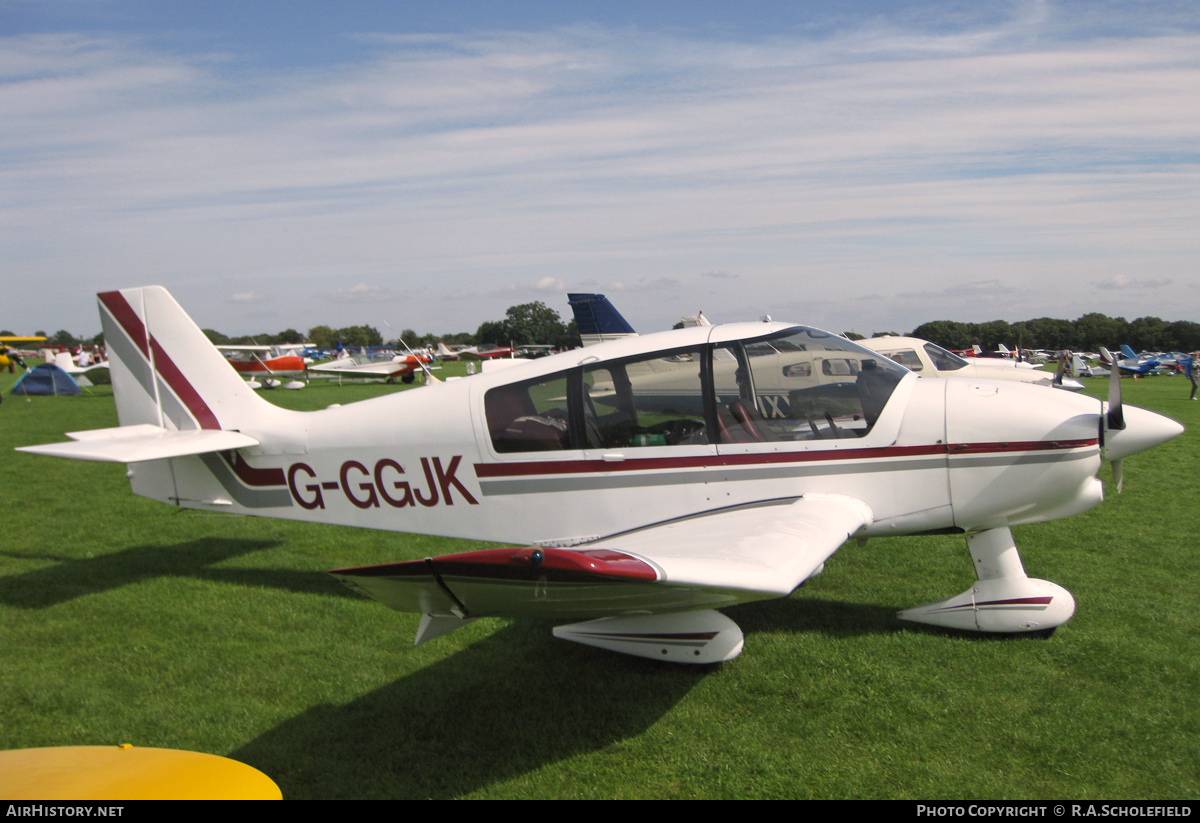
486,373,573,453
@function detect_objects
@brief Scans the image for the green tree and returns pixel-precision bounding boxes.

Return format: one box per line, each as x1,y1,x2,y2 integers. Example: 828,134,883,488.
502,301,569,347
1166,320,1200,351
909,321,973,349
275,328,305,345
1074,313,1128,352
50,330,77,346
334,325,382,348
1127,317,1168,352
475,320,508,347
307,325,336,348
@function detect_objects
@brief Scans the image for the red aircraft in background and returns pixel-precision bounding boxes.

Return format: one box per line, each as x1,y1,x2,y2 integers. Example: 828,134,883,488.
216,345,309,389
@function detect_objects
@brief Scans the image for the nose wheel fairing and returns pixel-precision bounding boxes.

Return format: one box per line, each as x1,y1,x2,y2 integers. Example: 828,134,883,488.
897,527,1076,633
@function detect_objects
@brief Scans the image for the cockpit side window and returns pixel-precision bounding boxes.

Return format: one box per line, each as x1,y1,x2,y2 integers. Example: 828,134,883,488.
584,348,710,448
715,329,907,443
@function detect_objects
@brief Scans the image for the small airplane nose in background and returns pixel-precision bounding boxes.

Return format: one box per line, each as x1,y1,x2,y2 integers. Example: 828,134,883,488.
1106,406,1185,461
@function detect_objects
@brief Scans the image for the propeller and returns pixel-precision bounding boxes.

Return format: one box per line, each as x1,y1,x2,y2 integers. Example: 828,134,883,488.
1104,360,1126,492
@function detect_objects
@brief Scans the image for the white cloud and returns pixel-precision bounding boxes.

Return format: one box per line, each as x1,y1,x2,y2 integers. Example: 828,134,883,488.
1096,275,1174,290
229,292,268,303
323,283,402,303
3,13,1200,336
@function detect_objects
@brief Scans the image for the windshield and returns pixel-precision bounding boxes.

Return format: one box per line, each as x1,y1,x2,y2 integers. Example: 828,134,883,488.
923,342,968,371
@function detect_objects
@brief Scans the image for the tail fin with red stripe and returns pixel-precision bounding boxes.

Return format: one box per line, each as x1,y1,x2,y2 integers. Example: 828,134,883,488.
98,286,265,431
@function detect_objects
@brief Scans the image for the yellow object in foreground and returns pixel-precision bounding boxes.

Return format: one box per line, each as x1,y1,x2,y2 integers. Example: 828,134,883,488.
0,744,281,800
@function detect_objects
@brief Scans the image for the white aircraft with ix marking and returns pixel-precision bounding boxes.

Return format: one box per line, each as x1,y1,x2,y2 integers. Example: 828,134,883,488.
19,287,1182,663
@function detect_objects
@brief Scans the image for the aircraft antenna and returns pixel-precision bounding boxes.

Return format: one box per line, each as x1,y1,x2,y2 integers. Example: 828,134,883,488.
385,321,441,384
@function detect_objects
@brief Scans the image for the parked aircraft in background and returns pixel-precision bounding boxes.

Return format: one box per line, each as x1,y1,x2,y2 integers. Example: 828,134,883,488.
459,344,519,361
962,344,1044,369
568,293,639,346
51,351,110,388
19,286,1183,664
1099,346,1167,376
1072,354,1110,379
435,342,462,361
216,345,309,389
566,294,1083,392
309,351,436,384
862,338,1084,391
433,341,521,361
0,335,45,372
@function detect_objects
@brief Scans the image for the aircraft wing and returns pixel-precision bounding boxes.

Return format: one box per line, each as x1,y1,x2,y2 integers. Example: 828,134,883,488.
331,494,873,620
593,494,873,595
309,361,409,377
16,424,259,463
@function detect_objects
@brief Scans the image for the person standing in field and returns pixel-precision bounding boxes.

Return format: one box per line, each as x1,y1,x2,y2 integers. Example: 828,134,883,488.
1188,354,1199,401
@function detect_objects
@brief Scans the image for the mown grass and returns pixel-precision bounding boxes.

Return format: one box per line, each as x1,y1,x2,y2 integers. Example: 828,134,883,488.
1,363,1197,798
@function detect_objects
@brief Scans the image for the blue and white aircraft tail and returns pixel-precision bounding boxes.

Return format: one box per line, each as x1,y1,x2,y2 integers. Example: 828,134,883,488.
1101,346,1163,375
567,293,638,346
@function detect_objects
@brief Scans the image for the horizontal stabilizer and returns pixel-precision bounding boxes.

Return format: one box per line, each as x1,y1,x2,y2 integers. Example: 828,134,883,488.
17,424,259,463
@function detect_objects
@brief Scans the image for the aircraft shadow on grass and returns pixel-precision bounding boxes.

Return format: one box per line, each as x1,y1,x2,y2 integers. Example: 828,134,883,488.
0,538,353,608
227,596,911,799
230,621,710,800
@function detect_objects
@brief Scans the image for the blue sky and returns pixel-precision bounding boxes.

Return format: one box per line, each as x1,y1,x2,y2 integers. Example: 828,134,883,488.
3,1,1199,338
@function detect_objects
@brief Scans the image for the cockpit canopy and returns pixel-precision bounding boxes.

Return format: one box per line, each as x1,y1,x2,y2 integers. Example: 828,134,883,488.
485,326,909,453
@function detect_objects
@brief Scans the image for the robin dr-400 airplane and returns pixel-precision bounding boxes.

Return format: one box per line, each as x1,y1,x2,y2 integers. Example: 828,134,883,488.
19,287,1183,663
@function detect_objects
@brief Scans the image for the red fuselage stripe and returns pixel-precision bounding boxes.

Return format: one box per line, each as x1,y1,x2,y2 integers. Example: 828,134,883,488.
222,452,287,486
473,439,1098,478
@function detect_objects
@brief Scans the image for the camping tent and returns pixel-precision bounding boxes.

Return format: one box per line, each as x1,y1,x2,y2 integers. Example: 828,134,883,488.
10,363,83,396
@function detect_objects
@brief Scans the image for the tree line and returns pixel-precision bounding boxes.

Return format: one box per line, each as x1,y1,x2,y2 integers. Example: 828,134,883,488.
909,314,1200,353
193,300,582,350
20,308,1197,355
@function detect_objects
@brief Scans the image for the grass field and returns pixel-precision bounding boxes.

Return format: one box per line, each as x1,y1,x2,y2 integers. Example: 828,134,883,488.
1,363,1197,799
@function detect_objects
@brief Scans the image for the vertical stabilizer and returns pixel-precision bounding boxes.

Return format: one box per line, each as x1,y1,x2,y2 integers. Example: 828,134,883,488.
567,293,638,347
99,287,265,431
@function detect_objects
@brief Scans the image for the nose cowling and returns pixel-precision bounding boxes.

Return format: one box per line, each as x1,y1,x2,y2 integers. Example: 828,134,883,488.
1105,405,1184,461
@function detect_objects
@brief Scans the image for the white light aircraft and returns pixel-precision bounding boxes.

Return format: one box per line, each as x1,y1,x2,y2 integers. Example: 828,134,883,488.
19,287,1182,664
863,337,1084,391
216,344,309,389
309,351,436,384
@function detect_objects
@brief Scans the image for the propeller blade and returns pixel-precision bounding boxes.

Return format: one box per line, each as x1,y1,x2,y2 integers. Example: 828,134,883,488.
1107,358,1125,431
1113,459,1124,494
